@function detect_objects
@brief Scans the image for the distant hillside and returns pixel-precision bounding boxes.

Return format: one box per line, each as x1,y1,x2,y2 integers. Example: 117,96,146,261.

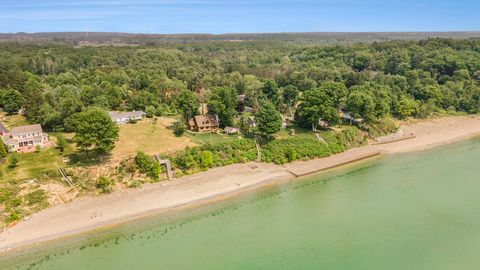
1,32,479,45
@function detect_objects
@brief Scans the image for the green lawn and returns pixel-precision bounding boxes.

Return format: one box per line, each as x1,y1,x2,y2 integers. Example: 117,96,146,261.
0,148,64,183
184,131,240,145
0,112,30,128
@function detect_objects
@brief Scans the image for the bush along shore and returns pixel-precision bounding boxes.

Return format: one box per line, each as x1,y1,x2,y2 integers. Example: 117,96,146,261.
131,126,368,177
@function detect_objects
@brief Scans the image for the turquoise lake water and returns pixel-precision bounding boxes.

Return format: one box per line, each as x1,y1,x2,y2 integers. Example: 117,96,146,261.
2,139,480,270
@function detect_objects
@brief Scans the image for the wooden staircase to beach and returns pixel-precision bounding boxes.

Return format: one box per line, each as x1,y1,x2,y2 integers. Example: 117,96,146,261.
58,167,74,187
155,154,173,180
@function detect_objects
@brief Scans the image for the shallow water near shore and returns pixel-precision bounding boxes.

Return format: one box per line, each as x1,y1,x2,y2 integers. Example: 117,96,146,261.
3,138,480,270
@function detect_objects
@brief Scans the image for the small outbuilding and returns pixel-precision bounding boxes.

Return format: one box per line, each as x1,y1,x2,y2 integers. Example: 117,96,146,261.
224,126,240,135
109,111,145,124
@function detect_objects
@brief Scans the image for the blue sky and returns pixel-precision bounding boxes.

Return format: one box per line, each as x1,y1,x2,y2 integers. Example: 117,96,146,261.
0,0,479,33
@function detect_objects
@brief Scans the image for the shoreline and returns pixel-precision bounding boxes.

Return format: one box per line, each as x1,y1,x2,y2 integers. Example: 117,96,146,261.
1,115,480,255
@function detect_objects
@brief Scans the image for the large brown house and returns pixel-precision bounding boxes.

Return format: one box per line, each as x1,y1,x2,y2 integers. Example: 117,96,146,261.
187,115,219,132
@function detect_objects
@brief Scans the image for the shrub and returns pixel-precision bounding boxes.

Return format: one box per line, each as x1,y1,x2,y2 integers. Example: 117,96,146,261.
7,211,20,223
56,134,68,153
151,162,161,178
145,106,156,118
135,151,153,174
96,176,113,193
199,151,214,169
173,121,186,136
25,189,48,207
8,152,19,168
0,138,7,158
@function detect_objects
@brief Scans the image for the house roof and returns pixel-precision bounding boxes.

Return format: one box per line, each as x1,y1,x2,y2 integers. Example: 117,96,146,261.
108,111,145,120
10,124,43,134
191,115,219,128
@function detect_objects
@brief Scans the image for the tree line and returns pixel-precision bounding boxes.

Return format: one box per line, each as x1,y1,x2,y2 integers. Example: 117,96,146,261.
0,38,478,141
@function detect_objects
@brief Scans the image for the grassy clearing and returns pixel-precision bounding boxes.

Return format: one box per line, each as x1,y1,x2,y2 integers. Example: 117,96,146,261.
0,112,30,128
184,131,240,145
110,118,193,161
0,148,64,183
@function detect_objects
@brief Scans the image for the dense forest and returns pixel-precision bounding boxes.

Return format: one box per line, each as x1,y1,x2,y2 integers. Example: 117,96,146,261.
0,38,479,134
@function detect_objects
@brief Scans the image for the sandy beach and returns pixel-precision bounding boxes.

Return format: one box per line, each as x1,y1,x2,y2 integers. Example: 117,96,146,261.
1,115,480,253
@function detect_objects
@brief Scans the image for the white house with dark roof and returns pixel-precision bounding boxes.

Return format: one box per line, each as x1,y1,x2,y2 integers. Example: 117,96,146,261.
108,111,145,124
1,124,52,152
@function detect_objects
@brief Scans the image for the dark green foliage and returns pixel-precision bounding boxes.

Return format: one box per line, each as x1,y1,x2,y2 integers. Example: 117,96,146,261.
170,127,366,171
135,151,161,178
171,139,257,173
135,151,153,173
0,38,478,133
261,127,366,164
256,100,282,135
55,134,68,152
207,87,237,127
96,176,113,193
173,121,186,136
8,152,19,168
145,106,156,118
296,87,340,130
175,90,199,121
65,107,119,153
1,89,24,114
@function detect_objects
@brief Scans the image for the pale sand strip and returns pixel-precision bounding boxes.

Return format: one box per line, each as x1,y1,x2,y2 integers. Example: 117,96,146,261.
1,115,480,253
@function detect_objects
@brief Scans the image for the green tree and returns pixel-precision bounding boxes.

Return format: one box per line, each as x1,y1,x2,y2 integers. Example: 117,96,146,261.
173,120,186,136
135,151,153,174
55,134,68,153
8,152,19,168
145,105,156,118
395,96,418,119
175,90,199,121
65,107,119,152
256,100,282,135
22,75,45,120
346,89,376,122
262,79,280,103
37,103,61,131
296,88,339,131
318,81,348,109
1,89,24,114
207,87,237,127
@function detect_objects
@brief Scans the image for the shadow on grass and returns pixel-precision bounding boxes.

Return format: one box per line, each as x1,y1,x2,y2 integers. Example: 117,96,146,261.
67,151,112,166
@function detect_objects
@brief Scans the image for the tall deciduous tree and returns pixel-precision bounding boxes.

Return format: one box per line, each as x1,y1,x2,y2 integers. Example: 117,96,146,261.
346,89,376,122
296,88,339,131
175,90,199,121
207,87,237,127
255,100,282,135
1,89,24,114
65,107,119,153
22,75,45,121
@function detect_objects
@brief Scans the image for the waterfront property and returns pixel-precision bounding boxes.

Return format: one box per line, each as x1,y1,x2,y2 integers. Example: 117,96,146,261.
109,111,145,124
1,124,52,152
187,115,220,132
